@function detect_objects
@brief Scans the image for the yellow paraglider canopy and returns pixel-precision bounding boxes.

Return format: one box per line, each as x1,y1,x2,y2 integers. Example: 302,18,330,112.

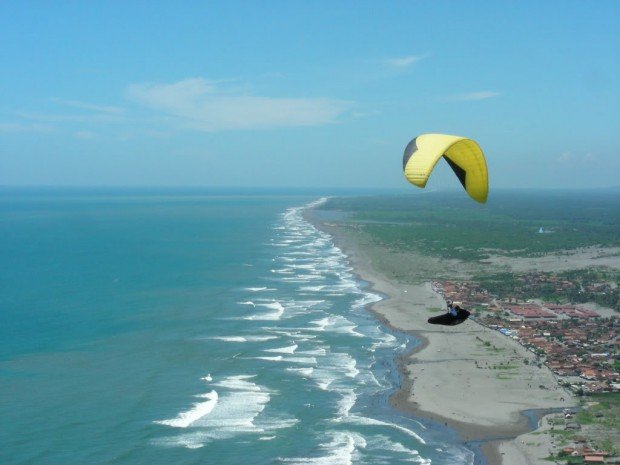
402,133,489,203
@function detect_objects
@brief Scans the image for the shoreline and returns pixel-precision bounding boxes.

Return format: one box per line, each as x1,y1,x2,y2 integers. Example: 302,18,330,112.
306,209,578,465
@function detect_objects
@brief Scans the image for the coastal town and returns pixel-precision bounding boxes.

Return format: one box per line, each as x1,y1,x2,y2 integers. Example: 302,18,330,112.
431,274,619,464
432,275,619,395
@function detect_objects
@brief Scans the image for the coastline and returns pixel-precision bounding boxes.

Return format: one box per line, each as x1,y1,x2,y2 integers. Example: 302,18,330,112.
306,209,578,465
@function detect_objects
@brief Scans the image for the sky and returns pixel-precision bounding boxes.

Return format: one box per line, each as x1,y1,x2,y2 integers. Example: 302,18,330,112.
1,1,619,190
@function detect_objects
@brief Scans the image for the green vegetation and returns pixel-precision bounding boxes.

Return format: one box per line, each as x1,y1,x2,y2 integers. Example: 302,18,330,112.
493,363,519,370
475,337,505,353
548,429,574,438
576,410,596,425
580,393,620,453
496,372,517,379
321,190,620,260
554,456,583,464
472,268,619,310
543,393,620,458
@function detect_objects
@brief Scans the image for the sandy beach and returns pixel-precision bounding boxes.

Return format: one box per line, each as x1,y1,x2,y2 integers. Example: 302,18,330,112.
307,214,604,465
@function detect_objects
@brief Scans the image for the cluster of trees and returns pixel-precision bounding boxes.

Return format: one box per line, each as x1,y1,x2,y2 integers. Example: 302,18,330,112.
473,268,619,311
569,288,619,311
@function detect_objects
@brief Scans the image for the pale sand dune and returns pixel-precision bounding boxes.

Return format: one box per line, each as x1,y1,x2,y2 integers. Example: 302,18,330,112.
482,246,620,273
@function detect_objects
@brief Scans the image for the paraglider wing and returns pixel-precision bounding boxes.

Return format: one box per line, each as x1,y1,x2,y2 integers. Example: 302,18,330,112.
403,134,488,203
427,308,471,326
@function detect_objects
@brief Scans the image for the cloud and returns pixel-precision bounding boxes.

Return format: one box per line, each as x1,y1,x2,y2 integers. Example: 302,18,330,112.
446,91,501,102
125,78,351,132
51,98,126,114
351,110,381,119
0,122,53,133
557,151,572,163
17,110,130,125
556,151,599,164
74,130,97,139
10,99,130,131
384,55,425,68
583,152,599,163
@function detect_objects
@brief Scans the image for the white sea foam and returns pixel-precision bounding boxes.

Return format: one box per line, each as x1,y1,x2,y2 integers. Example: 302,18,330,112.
183,382,272,443
297,347,327,356
245,301,285,320
280,274,325,282
282,356,317,365
367,435,427,463
357,370,382,387
181,376,276,436
308,316,364,338
344,415,426,444
293,334,319,341
271,268,295,274
209,335,278,343
153,434,206,449
257,301,284,309
248,335,279,342
264,344,298,354
286,367,314,377
263,328,319,341
213,375,260,391
255,415,299,432
296,299,326,309
352,292,383,309
316,378,335,390
155,390,219,428
300,285,327,292
289,263,315,269
344,359,359,378
156,199,427,456
211,336,248,342
309,317,330,332
368,330,399,351
277,300,325,319
336,390,357,418
300,351,362,392
280,431,365,465
327,352,359,379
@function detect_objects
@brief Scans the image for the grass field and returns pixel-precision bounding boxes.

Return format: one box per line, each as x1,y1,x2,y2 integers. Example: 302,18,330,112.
322,189,620,260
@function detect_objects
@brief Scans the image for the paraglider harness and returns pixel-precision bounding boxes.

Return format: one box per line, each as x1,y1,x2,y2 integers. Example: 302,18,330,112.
427,301,471,326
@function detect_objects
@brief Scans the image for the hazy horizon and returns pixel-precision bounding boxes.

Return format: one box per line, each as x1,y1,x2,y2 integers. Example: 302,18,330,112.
2,184,618,194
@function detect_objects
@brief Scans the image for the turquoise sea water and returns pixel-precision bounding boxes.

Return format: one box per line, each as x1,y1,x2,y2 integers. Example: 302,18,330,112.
1,190,474,465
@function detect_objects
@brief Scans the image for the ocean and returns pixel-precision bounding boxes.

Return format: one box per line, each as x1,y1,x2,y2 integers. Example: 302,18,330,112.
0,190,474,465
